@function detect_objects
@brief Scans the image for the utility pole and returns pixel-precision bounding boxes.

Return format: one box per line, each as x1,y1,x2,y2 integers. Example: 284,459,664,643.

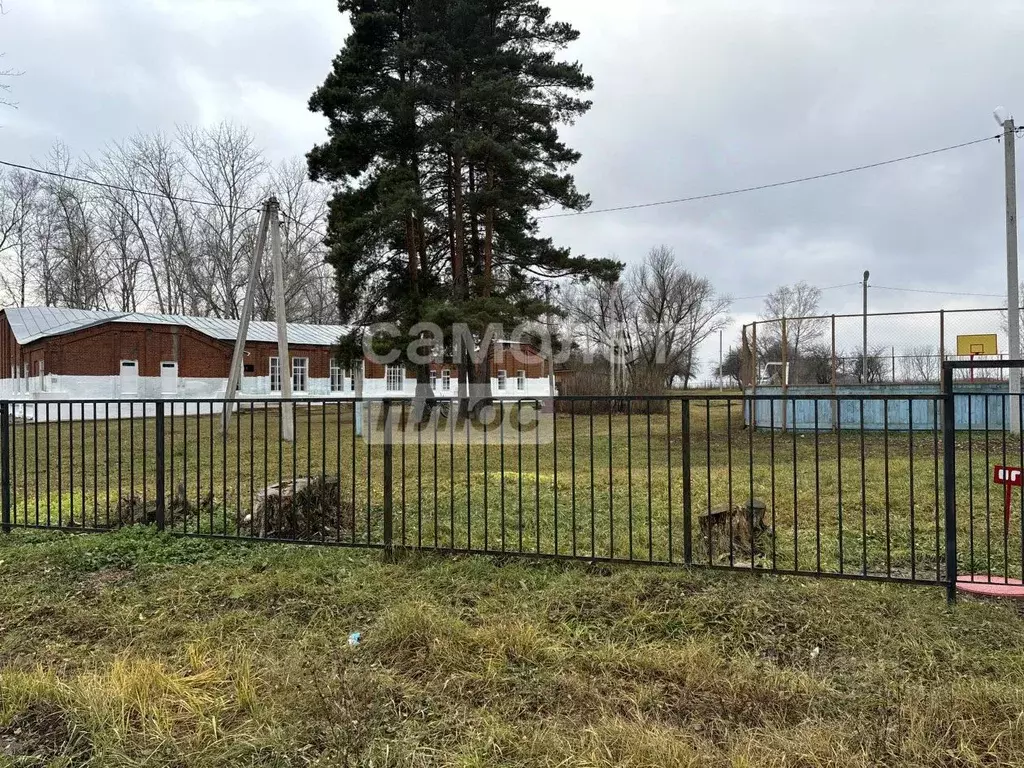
270,197,294,442
1002,115,1021,434
719,329,724,392
862,270,870,384
222,202,271,433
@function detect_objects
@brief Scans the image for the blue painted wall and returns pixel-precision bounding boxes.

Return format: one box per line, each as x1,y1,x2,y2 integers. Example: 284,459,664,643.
745,384,1014,431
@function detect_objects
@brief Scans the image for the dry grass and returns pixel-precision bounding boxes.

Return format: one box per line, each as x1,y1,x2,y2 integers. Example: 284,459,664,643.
1,528,1024,766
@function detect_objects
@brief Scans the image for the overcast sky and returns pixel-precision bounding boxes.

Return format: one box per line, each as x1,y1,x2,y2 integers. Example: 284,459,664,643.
2,0,1022,372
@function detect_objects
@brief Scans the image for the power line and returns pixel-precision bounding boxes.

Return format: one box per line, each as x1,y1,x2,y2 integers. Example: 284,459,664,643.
538,134,1001,220
729,282,861,302
0,158,262,213
870,284,1006,299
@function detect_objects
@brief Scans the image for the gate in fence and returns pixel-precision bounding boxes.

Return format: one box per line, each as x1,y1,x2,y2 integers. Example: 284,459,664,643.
0,377,1019,602
941,360,1024,600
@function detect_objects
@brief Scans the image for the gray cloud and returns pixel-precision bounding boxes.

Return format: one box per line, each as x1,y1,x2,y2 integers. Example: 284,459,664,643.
2,0,1022,371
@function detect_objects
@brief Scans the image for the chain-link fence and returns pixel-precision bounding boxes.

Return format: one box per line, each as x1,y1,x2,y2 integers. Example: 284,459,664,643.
742,307,1013,388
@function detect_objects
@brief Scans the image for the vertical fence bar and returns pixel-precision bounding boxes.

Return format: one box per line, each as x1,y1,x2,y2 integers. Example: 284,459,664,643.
681,398,693,566
382,399,394,557
1,402,10,533
909,400,917,582
608,407,614,559
942,363,958,603
727,398,734,566
985,396,992,581
155,401,165,532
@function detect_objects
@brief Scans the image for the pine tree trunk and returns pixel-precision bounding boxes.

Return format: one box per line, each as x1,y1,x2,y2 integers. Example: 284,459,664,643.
407,210,433,422
452,150,467,300
452,148,472,418
484,207,494,298
468,163,483,282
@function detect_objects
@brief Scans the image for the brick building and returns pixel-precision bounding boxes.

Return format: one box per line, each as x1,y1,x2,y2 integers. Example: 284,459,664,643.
0,307,551,402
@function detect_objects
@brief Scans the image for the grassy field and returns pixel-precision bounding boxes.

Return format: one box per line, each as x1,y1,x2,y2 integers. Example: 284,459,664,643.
4,397,1022,580
2,528,1024,766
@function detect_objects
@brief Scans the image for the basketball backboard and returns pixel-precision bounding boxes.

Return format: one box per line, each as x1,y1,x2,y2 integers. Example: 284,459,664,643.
956,334,999,356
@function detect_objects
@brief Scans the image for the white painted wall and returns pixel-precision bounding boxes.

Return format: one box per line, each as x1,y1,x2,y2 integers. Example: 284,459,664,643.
1,372,553,423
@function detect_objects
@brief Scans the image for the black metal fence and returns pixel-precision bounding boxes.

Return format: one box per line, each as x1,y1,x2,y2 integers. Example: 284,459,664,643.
6,378,1024,602
2,383,1023,600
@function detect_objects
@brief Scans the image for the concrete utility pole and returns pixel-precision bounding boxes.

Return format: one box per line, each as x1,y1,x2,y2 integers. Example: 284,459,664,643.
269,197,294,442
1001,115,1021,434
719,329,724,391
862,270,870,384
222,202,271,433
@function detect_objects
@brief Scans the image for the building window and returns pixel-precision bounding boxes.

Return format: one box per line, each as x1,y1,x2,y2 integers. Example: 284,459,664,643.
430,370,437,390
441,369,451,391
517,370,526,391
269,357,281,392
386,364,405,392
497,370,507,391
330,360,344,392
292,358,309,393
350,364,358,392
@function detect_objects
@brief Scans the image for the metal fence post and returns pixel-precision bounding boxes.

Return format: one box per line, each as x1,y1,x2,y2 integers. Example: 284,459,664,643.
939,309,946,383
941,363,957,604
382,398,394,558
1,402,9,534
830,315,838,431
750,322,758,431
681,398,693,565
155,401,165,532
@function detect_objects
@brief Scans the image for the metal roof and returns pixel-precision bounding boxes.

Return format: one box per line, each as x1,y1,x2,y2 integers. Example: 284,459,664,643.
3,306,353,347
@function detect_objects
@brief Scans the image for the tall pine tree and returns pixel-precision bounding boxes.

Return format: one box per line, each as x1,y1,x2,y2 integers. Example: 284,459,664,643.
309,0,620,409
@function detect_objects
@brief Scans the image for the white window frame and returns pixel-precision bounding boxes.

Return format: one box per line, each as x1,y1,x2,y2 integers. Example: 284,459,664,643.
386,364,405,393
517,370,526,391
441,369,451,391
430,370,437,390
330,360,344,393
497,370,507,391
292,357,309,393
269,357,282,393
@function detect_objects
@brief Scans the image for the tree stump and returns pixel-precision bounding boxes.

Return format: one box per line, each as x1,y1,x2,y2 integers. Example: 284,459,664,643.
698,498,768,561
243,476,354,541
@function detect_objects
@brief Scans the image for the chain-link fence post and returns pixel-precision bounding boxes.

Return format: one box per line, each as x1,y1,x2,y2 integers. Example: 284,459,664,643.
831,314,838,431
781,317,788,432
939,310,946,389
750,321,758,431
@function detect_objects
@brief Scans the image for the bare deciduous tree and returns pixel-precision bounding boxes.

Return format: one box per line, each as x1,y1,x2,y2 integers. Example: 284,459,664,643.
177,123,266,319
900,345,939,382
566,246,731,394
0,125,339,322
0,169,36,306
760,281,825,358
